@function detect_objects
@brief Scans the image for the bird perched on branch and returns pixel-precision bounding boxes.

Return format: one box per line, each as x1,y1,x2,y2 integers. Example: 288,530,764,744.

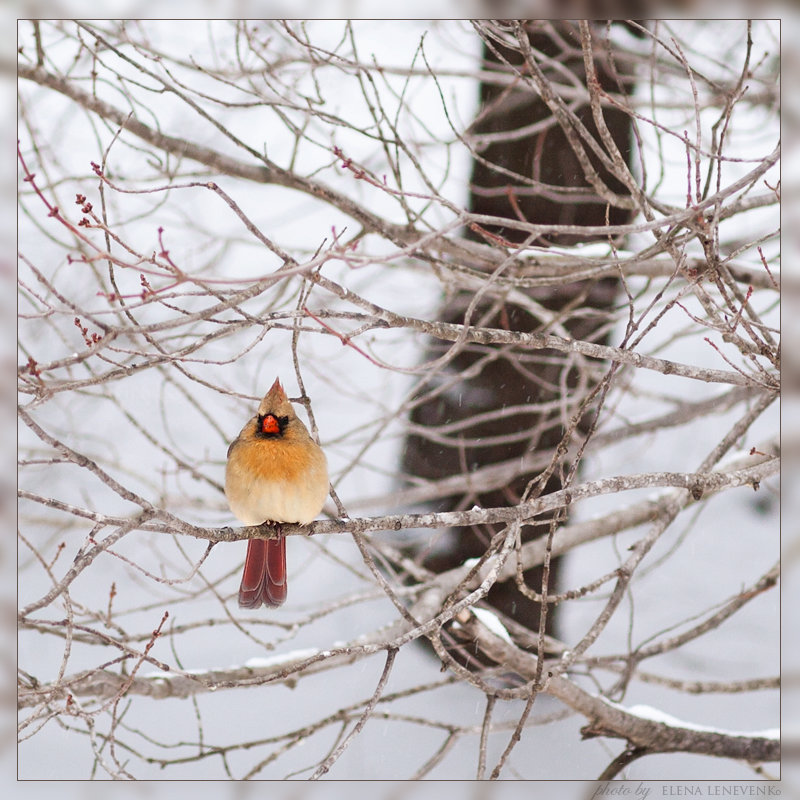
225,378,329,608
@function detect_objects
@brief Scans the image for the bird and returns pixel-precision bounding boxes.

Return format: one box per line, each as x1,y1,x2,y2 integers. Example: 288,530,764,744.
224,377,329,608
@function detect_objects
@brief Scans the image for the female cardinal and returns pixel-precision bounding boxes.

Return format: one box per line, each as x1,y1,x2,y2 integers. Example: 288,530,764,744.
225,378,328,608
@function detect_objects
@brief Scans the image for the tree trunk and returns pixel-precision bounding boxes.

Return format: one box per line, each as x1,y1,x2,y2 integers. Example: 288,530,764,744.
401,21,638,659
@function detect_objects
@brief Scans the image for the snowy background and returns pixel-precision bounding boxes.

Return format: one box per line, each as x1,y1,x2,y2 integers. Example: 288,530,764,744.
16,16,784,785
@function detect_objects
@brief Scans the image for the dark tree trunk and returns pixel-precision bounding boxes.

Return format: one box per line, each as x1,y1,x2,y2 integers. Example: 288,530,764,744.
401,21,638,663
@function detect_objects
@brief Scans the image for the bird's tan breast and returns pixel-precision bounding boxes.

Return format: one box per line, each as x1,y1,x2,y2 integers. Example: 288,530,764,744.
225,429,328,526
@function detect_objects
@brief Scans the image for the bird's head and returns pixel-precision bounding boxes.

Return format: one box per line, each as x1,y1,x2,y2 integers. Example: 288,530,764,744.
256,378,296,437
